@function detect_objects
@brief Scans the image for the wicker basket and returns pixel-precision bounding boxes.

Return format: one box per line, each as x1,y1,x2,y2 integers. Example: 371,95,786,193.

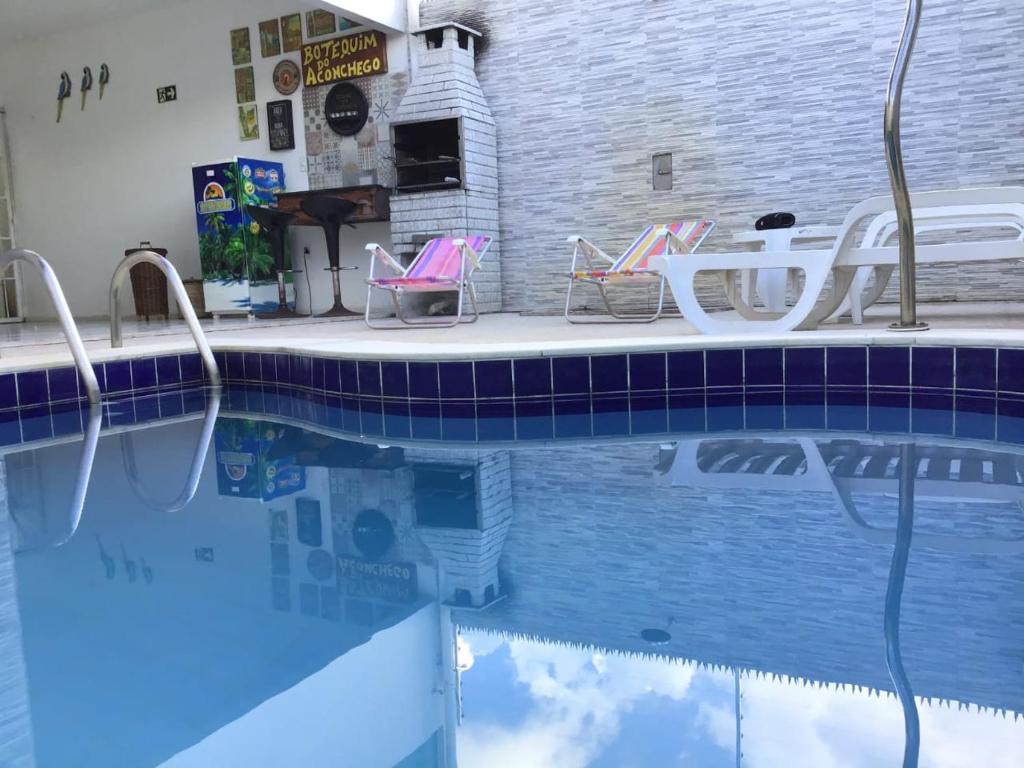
125,242,169,320
183,278,209,318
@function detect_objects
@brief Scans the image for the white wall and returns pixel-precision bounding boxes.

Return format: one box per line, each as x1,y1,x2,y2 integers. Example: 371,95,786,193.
0,0,378,319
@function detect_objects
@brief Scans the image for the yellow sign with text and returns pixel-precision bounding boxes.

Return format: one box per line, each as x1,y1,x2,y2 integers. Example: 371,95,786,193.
302,31,388,87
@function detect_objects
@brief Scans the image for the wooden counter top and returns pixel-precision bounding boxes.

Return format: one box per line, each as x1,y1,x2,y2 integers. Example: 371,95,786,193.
275,184,390,225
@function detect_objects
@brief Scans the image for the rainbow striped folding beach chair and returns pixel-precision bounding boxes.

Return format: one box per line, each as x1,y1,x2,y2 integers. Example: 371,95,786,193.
364,234,493,328
564,220,715,323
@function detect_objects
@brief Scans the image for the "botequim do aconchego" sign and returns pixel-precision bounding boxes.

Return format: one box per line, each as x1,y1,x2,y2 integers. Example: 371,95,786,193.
301,31,388,87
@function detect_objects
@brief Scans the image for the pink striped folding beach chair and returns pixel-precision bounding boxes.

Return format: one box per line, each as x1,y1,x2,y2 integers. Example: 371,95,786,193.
564,220,715,323
364,234,493,328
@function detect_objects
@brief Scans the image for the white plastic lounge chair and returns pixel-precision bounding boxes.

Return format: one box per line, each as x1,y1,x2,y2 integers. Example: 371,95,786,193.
564,220,715,323
652,187,1024,334
666,436,1024,554
364,235,492,329
834,208,1024,324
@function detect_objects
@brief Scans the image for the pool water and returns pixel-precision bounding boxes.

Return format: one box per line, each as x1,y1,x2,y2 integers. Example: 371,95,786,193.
1,387,1022,767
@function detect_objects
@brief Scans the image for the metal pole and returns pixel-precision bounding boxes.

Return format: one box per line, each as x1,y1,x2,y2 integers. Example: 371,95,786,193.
884,443,921,767
110,250,221,386
0,249,101,403
885,0,928,331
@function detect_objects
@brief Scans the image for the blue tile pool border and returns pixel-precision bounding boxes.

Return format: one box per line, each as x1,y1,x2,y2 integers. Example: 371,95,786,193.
2,344,1024,447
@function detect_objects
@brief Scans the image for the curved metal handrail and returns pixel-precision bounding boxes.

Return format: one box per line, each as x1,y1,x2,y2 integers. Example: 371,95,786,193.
884,0,928,332
12,403,102,552
0,249,100,403
119,389,221,513
110,250,221,386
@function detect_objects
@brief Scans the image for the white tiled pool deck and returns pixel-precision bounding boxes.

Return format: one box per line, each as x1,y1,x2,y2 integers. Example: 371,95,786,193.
1,301,1024,372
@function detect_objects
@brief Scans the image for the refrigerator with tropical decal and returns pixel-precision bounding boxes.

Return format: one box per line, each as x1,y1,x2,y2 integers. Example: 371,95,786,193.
192,157,293,315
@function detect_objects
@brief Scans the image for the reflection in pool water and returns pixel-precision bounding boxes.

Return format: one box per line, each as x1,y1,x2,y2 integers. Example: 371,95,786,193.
0,391,1022,767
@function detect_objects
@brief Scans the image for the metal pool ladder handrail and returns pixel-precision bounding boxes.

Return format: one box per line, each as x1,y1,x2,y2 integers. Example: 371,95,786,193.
0,248,101,403
120,389,221,513
110,250,221,386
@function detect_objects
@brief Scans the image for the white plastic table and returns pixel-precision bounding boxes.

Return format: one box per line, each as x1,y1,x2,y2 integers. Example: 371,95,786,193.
733,226,840,311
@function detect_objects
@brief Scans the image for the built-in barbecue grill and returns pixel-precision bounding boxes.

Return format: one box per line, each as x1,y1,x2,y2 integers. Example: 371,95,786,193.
392,117,462,193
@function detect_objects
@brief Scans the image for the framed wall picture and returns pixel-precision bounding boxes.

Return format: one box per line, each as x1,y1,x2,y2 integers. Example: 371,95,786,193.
234,66,255,104
267,99,295,151
281,13,302,53
305,9,336,38
259,19,281,58
230,27,251,66
238,103,259,141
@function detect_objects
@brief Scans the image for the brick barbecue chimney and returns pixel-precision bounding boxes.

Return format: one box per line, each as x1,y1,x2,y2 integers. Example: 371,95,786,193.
389,22,501,313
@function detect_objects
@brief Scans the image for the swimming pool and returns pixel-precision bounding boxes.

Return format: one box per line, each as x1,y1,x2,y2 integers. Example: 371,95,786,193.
1,362,1022,767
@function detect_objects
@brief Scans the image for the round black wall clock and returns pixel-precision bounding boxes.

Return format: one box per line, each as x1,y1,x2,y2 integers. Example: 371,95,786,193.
324,83,369,136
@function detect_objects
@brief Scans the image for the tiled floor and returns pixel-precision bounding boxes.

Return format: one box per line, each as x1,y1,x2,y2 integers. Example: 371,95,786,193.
1,301,1023,372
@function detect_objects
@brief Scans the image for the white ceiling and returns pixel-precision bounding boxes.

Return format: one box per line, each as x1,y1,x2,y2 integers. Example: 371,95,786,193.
0,0,188,47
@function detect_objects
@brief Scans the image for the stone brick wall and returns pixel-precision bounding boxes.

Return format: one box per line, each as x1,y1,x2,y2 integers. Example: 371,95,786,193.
421,0,1024,314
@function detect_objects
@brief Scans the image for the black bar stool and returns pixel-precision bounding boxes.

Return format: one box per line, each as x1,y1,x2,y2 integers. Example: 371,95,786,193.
300,196,360,317
246,205,306,319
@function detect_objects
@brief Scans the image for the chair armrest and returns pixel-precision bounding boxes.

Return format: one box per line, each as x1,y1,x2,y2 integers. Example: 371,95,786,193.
791,225,841,241
453,238,482,271
365,243,404,280
659,226,713,255
566,235,614,265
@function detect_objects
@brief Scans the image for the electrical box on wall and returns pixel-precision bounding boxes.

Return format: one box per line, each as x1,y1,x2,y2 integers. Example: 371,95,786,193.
652,152,672,191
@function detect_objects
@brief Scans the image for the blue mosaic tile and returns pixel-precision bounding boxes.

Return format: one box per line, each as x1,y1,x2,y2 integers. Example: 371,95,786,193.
182,388,207,414
745,399,785,430
225,351,244,381
552,397,591,439
868,347,909,387
826,346,867,388
439,362,474,399
552,356,589,396
408,362,439,399
357,361,382,397
475,360,514,399
19,406,52,441
341,397,362,433
326,395,345,431
785,347,824,388
592,395,629,436
381,361,409,398
911,347,953,390
324,359,341,393
785,402,825,430
339,360,358,395
997,398,1024,443
133,394,160,423
214,351,227,377
706,349,743,388
668,392,705,432
47,367,79,402
513,358,551,398
441,401,476,441
956,347,996,391
311,357,325,390
744,348,783,388
0,411,20,446
292,355,313,388
360,398,384,436
998,348,1024,395
51,403,83,437
514,399,553,440
591,355,628,394
91,364,106,394
410,400,441,440
259,353,277,383
706,398,743,432
629,393,668,434
106,396,136,427
17,370,49,406
955,395,996,440
826,402,867,432
158,392,184,418
156,356,182,387
478,400,516,441
668,350,704,390
274,354,291,385
0,374,17,409
131,358,157,390
628,353,666,391
911,395,955,436
243,352,262,382
869,391,910,433
180,354,203,384
383,399,411,439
